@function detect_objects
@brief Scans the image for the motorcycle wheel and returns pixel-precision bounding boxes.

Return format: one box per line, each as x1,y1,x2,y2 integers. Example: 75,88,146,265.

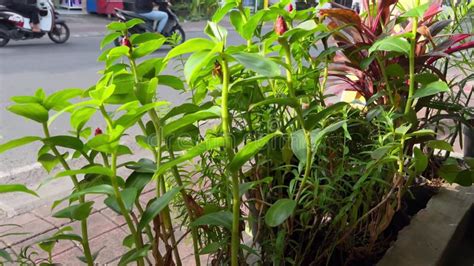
0,24,10,47
169,26,185,45
48,22,70,44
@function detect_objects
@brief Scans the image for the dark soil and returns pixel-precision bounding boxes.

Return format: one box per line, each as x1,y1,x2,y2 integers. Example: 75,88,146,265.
349,183,440,266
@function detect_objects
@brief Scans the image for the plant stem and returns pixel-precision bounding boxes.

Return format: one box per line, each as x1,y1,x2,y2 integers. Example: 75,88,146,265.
280,39,313,202
168,145,201,266
111,152,145,266
128,52,178,264
404,2,420,115
221,57,240,266
98,106,144,265
42,123,94,266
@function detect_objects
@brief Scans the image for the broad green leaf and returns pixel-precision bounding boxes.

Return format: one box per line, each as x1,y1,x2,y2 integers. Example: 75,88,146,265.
125,171,153,193
166,38,215,59
205,21,228,42
438,160,460,183
229,132,282,172
163,106,221,138
90,85,116,104
413,147,428,173
11,95,41,104
132,39,166,59
44,88,83,111
412,81,449,99
265,199,296,227
55,166,114,178
52,184,114,210
101,32,122,49
454,170,474,186
304,102,348,130
138,187,180,230
38,153,61,173
0,136,41,154
401,3,429,18
162,103,202,122
118,245,151,266
155,137,225,176
200,241,224,255
191,211,233,230
426,140,453,151
239,177,273,197
241,10,265,40
44,233,82,243
48,99,99,127
8,103,49,123
135,78,158,104
131,32,162,44
105,187,138,213
212,1,237,22
312,120,346,148
371,146,393,160
406,129,436,138
249,98,298,110
157,75,185,90
232,52,281,77
52,201,94,220
125,18,144,29
368,36,410,55
184,43,222,84
0,184,38,197
229,10,244,34
71,107,96,132
107,21,127,31
43,136,84,151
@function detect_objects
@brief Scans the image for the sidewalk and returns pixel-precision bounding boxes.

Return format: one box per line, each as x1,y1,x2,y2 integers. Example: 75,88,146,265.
0,185,202,265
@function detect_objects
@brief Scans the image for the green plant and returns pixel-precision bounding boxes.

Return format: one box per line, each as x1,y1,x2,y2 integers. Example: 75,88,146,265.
0,0,473,265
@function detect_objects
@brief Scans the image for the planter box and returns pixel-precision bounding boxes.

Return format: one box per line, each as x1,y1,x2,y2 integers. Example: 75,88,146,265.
379,184,474,265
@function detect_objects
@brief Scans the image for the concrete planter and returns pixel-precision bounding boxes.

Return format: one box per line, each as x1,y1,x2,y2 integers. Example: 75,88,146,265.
462,119,474,157
378,184,474,266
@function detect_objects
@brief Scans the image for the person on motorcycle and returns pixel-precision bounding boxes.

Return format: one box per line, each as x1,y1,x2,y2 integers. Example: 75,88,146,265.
135,0,168,34
4,0,41,32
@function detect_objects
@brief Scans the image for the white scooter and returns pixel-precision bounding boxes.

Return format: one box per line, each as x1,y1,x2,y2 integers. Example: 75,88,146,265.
0,0,70,47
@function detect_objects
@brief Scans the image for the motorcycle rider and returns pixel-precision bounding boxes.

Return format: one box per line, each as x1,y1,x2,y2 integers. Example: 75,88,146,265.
3,0,41,32
135,0,168,34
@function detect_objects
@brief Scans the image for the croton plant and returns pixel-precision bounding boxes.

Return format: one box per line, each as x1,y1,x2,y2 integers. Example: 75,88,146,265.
0,0,473,265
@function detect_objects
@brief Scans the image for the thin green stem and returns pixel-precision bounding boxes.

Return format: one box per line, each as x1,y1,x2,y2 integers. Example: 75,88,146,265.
221,57,240,266
280,39,313,203
404,3,420,115
42,123,94,266
111,152,145,266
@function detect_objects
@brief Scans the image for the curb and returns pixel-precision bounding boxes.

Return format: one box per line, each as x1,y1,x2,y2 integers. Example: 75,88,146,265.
378,184,474,265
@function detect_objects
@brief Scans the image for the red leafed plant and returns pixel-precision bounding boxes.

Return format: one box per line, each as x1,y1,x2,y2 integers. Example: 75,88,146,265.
320,0,473,106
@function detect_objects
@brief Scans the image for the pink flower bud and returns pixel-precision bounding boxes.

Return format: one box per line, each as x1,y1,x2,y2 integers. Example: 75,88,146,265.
121,37,131,48
287,3,294,12
95,127,103,136
275,16,288,36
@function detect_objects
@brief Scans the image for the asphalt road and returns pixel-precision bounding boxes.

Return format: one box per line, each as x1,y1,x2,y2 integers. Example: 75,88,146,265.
0,30,233,174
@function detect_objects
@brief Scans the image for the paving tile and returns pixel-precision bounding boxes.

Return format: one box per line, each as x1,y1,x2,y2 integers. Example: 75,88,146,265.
31,202,71,228
67,211,119,241
0,213,38,234
100,207,126,227
88,226,128,264
1,217,55,247
51,246,84,265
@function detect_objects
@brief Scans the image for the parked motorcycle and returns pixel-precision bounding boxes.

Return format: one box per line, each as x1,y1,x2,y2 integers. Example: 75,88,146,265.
0,0,70,47
114,1,185,46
